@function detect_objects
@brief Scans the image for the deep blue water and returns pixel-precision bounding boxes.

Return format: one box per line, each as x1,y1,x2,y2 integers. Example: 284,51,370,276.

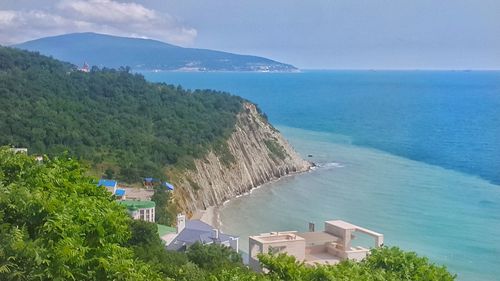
143,71,500,280
144,71,500,186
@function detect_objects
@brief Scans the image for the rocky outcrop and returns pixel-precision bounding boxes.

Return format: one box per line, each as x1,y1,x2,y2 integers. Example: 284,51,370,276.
173,103,312,213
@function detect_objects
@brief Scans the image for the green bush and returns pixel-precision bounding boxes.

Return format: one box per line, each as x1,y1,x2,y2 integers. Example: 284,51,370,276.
0,147,162,280
258,246,456,281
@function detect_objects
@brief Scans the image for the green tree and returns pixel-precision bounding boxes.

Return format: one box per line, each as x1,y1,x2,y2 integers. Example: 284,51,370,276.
257,247,456,281
186,242,243,272
150,188,175,225
127,220,163,247
104,167,115,179
364,246,456,281
0,148,162,280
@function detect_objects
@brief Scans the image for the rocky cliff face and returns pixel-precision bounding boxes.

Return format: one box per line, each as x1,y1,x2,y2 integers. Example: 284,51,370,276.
173,103,311,213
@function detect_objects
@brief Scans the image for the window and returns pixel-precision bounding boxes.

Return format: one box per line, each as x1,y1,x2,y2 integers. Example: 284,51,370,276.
269,246,286,254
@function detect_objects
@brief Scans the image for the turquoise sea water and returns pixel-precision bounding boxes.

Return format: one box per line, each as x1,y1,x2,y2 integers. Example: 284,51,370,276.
143,71,500,281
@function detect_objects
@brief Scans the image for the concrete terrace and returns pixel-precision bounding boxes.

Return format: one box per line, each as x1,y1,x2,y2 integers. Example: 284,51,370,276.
249,219,383,271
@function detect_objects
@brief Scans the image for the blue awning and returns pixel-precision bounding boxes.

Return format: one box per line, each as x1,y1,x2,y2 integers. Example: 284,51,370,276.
97,179,117,188
115,189,126,196
163,181,174,190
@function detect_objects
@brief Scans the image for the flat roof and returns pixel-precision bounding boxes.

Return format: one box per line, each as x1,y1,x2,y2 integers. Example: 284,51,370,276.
296,231,341,245
157,224,176,237
325,220,383,237
97,179,117,187
325,220,359,230
250,232,304,244
119,200,155,209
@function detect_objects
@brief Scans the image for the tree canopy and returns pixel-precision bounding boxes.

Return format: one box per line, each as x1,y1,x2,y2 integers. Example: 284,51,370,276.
258,247,456,281
0,46,244,182
0,147,162,280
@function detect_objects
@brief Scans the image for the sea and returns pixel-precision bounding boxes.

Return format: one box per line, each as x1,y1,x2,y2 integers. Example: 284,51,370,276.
142,70,500,281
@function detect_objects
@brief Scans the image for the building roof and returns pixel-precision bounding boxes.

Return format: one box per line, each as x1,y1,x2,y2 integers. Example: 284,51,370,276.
296,231,340,246
144,177,160,182
119,200,155,209
157,224,177,237
115,189,126,196
166,219,238,251
325,220,383,237
185,220,214,231
97,179,117,188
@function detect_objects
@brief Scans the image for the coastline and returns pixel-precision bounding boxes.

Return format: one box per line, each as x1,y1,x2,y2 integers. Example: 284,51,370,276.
197,206,219,228
196,165,315,229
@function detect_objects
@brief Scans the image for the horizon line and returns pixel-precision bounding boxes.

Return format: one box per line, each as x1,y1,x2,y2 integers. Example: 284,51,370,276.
299,68,500,72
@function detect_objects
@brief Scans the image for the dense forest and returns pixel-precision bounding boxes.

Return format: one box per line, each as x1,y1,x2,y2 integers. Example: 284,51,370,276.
0,46,244,182
0,149,456,280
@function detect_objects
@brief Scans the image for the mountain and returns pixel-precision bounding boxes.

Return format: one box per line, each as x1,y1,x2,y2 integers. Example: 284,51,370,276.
13,32,298,72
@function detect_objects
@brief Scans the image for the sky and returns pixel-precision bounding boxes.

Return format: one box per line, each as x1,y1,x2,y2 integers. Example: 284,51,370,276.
1,0,499,69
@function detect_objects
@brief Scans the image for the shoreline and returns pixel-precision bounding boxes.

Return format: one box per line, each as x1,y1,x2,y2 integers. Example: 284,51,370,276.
196,165,316,229
197,206,219,228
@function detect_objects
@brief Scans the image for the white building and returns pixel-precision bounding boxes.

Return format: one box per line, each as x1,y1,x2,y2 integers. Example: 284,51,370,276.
249,219,383,271
119,200,156,223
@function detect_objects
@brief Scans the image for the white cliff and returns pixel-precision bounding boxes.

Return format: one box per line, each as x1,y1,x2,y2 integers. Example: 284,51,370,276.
172,103,311,213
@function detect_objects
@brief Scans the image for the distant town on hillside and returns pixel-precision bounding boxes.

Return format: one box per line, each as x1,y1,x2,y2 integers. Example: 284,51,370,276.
14,32,298,72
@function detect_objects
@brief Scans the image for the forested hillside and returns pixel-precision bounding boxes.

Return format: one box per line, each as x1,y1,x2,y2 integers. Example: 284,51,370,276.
0,46,244,182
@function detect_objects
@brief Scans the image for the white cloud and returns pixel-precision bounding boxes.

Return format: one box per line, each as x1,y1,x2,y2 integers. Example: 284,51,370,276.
0,10,16,25
57,0,157,24
0,0,197,46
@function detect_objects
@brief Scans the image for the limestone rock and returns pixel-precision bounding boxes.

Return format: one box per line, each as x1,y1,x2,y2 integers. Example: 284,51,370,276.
173,103,312,213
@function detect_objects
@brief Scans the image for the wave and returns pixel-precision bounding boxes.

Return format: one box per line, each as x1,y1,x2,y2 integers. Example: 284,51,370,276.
316,162,345,169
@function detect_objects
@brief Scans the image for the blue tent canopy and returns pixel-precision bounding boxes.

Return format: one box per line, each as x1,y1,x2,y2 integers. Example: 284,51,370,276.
97,179,117,188
163,181,174,190
115,189,126,196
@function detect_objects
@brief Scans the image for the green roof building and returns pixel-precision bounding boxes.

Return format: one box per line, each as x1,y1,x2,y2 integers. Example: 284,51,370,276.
119,200,156,222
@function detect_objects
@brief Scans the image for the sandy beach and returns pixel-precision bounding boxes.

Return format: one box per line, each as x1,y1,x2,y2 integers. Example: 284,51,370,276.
193,166,314,231
194,206,219,228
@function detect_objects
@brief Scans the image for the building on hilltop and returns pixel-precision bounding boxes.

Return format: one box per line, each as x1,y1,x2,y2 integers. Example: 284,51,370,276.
143,177,158,188
97,179,117,195
79,62,90,72
10,147,28,154
119,200,156,222
114,188,126,200
143,177,175,191
248,219,383,272
165,214,239,252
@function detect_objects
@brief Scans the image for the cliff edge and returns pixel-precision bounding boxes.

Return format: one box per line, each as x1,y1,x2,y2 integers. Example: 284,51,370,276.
172,103,312,213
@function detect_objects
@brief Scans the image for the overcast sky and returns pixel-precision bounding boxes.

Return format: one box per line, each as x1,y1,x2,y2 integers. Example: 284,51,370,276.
1,0,499,69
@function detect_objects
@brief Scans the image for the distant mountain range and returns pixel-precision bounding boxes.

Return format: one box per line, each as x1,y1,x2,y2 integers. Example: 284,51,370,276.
13,32,298,72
